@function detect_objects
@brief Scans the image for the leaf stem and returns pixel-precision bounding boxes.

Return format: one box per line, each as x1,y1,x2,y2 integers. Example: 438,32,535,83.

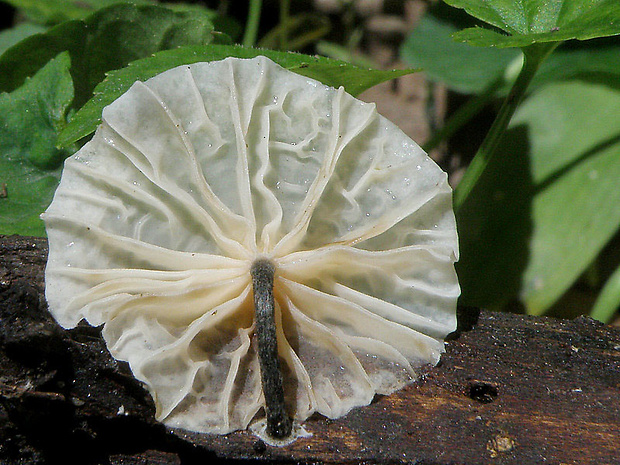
279,0,290,50
243,0,263,48
453,43,558,211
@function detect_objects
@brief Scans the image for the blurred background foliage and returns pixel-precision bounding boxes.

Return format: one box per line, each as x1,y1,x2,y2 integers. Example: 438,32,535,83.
1,0,619,325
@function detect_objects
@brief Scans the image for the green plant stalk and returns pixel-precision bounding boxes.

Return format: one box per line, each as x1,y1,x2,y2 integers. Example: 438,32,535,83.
279,0,290,50
453,43,558,211
423,78,502,153
243,0,263,47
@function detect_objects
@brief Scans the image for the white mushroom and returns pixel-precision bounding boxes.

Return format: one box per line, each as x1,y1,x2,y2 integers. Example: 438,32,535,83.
43,56,459,442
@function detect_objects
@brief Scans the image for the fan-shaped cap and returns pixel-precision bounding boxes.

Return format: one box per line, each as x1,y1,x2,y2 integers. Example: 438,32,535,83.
43,56,459,436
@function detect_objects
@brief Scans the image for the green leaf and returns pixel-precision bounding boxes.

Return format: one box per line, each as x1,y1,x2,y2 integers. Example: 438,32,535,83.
457,80,620,313
445,0,620,48
0,52,74,237
1,0,148,25
400,11,519,94
3,0,241,40
456,119,534,308
58,44,420,147
0,3,217,108
402,4,620,97
163,3,242,40
590,263,620,323
534,38,620,89
0,22,46,55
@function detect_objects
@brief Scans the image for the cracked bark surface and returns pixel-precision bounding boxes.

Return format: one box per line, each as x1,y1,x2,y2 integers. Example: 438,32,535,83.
1,234,619,465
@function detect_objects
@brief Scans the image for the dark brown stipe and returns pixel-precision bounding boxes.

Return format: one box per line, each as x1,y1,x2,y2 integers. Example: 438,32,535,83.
250,258,292,439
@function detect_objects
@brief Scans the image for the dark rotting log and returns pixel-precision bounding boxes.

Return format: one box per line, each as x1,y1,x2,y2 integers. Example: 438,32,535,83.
1,234,619,464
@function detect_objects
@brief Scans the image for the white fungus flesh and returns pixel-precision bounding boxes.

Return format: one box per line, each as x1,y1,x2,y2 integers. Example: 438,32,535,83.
43,56,459,436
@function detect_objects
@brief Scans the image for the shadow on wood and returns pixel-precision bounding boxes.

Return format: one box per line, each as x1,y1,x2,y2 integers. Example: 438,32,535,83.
1,234,619,464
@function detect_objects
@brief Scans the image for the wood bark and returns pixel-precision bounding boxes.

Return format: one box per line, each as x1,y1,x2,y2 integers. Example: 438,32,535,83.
1,234,619,465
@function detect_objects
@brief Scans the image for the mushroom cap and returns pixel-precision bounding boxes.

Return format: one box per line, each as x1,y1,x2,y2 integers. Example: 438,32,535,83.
43,56,459,434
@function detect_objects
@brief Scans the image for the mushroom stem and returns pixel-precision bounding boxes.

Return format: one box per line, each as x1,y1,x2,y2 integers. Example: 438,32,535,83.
251,258,292,439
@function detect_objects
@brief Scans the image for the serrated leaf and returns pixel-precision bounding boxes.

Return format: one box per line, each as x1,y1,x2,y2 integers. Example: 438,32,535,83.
401,6,620,95
0,52,74,237
445,0,620,48
457,80,620,314
58,44,420,147
0,3,217,108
